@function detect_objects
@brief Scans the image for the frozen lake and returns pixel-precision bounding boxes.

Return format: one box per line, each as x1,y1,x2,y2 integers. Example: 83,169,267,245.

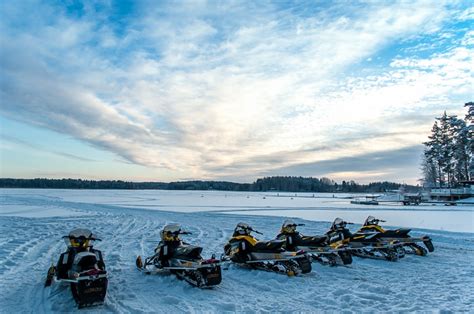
1,189,473,233
0,188,473,312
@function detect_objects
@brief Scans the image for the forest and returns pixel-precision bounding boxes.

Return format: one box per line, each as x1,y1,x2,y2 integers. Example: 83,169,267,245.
422,102,473,187
0,177,417,193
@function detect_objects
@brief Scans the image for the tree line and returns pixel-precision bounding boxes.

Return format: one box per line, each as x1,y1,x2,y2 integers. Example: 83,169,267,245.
0,177,417,193
422,102,473,187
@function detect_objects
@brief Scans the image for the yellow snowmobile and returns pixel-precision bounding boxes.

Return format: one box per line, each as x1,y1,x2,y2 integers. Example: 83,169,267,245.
136,223,222,288
44,229,108,308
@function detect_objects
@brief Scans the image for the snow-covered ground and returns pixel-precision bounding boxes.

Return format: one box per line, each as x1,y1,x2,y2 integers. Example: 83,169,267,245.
0,189,473,312
2,189,472,232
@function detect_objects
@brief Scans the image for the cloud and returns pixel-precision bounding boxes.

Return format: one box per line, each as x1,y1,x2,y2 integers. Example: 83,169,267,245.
0,135,97,162
0,0,472,182
259,145,425,184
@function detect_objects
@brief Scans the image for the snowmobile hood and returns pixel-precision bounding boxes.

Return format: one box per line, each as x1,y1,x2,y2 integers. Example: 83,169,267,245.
231,235,258,246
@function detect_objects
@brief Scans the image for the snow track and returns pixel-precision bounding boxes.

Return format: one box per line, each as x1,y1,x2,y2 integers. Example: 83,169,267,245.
0,192,473,312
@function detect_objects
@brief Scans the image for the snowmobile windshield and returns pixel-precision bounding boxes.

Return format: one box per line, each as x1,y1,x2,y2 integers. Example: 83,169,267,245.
364,216,378,226
282,219,297,233
68,228,97,239
161,223,182,241
163,224,181,234
331,218,346,230
63,228,99,248
234,222,252,235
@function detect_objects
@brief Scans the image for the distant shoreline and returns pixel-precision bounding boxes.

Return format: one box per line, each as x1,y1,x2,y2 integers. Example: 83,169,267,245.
0,177,420,193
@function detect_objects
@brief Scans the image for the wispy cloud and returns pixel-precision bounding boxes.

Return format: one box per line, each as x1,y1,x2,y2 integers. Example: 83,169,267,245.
1,135,97,162
260,145,425,184
0,1,472,183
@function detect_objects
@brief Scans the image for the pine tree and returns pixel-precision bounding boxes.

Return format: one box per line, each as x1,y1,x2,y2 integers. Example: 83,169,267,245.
421,150,438,187
424,121,444,186
450,118,470,182
465,102,473,179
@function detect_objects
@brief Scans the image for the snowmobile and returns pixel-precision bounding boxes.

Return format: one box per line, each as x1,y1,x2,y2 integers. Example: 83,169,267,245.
44,228,108,308
223,222,312,276
276,219,352,266
136,224,222,288
357,216,434,256
326,218,404,261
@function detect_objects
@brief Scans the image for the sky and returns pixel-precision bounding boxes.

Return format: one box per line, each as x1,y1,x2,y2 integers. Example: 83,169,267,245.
0,0,473,184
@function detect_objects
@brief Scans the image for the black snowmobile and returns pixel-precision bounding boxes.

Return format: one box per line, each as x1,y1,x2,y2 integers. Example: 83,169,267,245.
136,224,222,288
276,219,352,266
45,229,108,308
357,216,434,256
223,222,312,276
326,218,404,261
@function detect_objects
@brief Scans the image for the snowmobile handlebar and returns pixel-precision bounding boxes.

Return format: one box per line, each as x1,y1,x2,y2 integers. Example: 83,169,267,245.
246,227,263,235
180,231,192,235
367,219,386,225
62,235,102,241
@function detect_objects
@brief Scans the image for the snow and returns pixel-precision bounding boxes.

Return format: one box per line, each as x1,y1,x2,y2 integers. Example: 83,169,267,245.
2,189,472,232
224,209,474,233
0,189,473,312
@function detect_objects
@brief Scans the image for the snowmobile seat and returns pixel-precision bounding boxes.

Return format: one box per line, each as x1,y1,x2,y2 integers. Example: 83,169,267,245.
298,235,328,246
174,245,203,260
56,249,105,279
382,229,411,237
254,240,285,251
76,254,99,272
